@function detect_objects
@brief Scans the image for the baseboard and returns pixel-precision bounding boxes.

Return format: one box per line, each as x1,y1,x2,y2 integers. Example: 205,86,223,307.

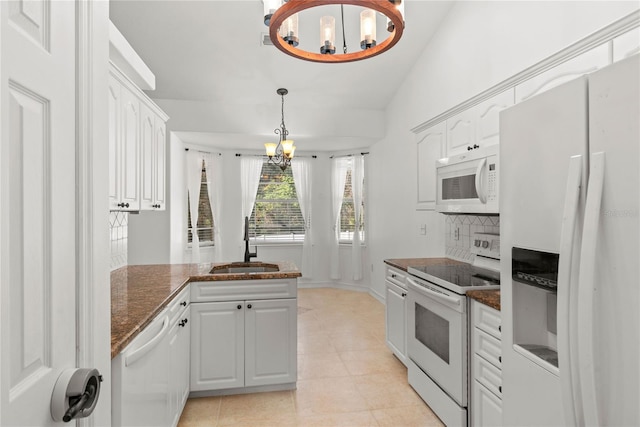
297,281,385,304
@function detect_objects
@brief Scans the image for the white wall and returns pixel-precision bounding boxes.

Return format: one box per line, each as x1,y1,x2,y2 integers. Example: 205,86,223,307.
367,1,639,298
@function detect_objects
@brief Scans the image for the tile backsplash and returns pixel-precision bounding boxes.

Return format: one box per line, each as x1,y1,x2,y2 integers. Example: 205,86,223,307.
445,215,500,262
110,211,128,270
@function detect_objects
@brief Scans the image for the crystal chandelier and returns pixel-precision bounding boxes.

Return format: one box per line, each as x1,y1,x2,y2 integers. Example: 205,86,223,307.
263,0,405,64
264,88,296,171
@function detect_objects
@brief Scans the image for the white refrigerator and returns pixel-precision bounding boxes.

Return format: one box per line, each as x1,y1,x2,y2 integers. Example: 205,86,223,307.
499,53,639,426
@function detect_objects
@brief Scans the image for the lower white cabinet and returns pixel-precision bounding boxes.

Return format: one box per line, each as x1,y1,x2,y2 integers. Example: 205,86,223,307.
470,299,503,426
168,307,190,427
385,265,408,365
190,298,297,392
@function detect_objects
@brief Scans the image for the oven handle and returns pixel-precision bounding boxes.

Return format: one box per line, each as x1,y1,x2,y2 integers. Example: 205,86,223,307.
407,278,460,306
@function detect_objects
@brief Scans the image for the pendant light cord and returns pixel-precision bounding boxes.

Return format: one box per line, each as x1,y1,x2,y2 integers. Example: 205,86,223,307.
341,4,347,54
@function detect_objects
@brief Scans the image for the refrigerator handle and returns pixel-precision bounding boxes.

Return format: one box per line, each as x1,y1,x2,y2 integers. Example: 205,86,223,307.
557,154,583,427
475,158,487,203
577,151,605,427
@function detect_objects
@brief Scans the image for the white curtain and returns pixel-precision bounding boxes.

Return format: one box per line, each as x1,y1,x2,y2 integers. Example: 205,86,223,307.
351,155,365,280
292,158,312,278
187,151,204,263
240,156,263,232
203,153,223,261
330,157,349,280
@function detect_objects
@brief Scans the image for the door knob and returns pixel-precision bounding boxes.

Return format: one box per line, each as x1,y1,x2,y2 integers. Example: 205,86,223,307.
51,368,102,422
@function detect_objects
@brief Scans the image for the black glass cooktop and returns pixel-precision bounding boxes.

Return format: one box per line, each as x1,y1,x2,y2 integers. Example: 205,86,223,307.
408,262,500,294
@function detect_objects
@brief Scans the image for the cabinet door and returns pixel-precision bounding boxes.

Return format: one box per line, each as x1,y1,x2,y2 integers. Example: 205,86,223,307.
613,27,640,62
154,116,167,209
471,380,502,427
140,103,155,210
515,44,609,103
416,122,445,210
120,87,141,210
446,110,475,156
190,301,244,391
108,75,122,210
385,281,407,365
168,308,190,427
474,89,514,147
244,299,297,387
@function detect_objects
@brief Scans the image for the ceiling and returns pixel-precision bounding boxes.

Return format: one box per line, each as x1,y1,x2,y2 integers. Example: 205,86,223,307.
109,0,454,152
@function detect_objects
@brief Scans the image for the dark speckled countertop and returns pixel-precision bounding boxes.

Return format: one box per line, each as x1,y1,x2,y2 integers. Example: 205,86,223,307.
111,261,302,358
384,258,501,311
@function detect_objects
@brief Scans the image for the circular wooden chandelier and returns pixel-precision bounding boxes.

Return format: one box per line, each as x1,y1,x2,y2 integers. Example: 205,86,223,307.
267,0,405,64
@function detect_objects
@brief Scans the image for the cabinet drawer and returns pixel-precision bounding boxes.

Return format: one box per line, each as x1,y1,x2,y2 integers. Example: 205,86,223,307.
474,327,502,369
472,301,501,339
473,354,502,399
385,267,407,289
190,279,297,303
167,285,190,326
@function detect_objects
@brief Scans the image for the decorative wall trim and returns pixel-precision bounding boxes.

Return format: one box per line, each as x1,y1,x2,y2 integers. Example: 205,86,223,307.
411,10,640,134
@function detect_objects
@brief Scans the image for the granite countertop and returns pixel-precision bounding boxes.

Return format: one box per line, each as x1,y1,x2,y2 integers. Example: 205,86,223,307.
466,289,501,311
111,261,302,358
384,258,501,311
384,257,465,272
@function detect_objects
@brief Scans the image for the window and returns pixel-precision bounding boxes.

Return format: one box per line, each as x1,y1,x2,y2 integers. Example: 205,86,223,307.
339,161,365,242
249,161,305,242
187,160,214,245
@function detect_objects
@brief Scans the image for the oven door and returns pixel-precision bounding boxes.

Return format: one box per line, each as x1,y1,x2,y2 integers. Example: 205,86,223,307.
407,276,468,406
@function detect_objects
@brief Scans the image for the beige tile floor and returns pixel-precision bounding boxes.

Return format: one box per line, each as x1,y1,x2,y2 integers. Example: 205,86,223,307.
178,287,444,427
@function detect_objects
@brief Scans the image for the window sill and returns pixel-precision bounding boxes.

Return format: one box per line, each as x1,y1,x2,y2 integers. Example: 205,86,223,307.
251,240,304,247
338,241,367,247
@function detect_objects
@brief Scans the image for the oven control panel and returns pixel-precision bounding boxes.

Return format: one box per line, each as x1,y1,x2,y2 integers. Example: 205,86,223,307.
471,232,500,259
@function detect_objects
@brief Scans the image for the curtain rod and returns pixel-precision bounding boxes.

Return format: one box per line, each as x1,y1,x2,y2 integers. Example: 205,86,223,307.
235,153,318,158
329,152,369,159
184,148,222,156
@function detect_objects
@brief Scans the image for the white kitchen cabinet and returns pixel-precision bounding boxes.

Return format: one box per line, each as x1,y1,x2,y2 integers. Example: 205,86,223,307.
109,64,168,212
416,123,445,210
445,89,514,158
109,70,140,211
385,265,408,365
515,44,609,103
612,27,640,62
470,299,503,426
140,103,167,210
168,288,190,427
189,279,297,393
190,300,245,391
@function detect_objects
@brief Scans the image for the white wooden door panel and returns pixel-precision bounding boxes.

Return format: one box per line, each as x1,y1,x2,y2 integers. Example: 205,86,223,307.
474,89,514,147
446,111,475,156
1,1,77,425
108,76,121,209
121,88,140,210
244,299,297,387
416,123,445,210
140,104,155,210
154,118,166,209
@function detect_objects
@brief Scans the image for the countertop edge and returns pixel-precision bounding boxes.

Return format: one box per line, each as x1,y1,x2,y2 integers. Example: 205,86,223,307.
466,289,501,311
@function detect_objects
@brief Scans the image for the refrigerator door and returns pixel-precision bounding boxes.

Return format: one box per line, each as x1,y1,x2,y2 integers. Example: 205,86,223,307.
581,54,639,426
499,76,588,426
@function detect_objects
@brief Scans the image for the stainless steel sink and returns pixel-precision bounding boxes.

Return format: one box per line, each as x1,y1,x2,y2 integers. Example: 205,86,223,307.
209,262,279,274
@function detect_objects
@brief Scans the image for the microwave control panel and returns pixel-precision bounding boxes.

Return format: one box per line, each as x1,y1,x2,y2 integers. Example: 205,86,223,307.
487,163,498,202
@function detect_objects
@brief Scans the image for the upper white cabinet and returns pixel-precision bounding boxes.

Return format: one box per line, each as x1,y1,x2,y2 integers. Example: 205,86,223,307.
515,44,609,103
109,64,168,212
140,103,167,210
612,27,640,62
446,89,515,157
109,71,140,211
416,123,446,210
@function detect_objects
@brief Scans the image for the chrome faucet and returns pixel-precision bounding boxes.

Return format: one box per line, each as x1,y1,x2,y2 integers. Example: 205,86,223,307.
243,216,257,262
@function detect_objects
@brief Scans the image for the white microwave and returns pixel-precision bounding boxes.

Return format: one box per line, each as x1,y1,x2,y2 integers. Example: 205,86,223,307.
435,145,499,214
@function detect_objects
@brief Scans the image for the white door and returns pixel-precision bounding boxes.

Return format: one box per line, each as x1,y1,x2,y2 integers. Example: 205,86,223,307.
0,1,77,425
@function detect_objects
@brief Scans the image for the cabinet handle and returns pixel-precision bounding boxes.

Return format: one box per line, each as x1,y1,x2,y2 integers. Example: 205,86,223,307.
498,325,502,332
391,274,397,278
499,386,502,393
499,356,502,363
237,304,242,310
401,293,407,297
117,202,130,208
247,304,252,309
181,301,187,307
467,145,473,151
